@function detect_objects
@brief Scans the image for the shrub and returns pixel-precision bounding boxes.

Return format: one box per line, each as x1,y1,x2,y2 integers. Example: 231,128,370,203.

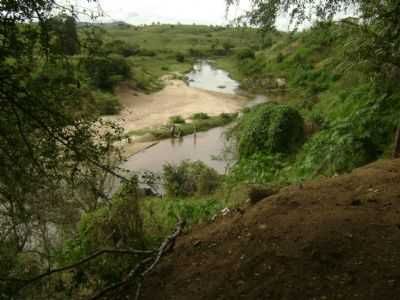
222,41,234,54
141,197,223,241
105,40,139,57
236,48,256,60
295,90,399,177
229,152,288,184
57,180,144,290
80,54,131,90
237,103,304,158
163,161,220,197
191,112,210,120
92,91,121,115
211,47,228,56
138,49,156,57
175,52,185,63
188,48,206,58
276,52,285,63
169,115,186,124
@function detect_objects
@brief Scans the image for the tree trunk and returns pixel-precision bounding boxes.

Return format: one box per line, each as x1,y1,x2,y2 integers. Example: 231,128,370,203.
393,127,400,158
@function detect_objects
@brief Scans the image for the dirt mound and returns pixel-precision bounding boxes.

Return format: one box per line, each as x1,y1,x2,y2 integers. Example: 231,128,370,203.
136,159,400,300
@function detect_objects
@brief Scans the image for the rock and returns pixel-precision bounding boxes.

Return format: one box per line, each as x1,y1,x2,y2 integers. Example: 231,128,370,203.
221,208,231,216
218,85,226,89
276,78,287,89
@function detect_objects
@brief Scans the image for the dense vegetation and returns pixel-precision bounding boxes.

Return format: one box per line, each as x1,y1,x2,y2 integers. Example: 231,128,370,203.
2,0,400,298
0,6,258,298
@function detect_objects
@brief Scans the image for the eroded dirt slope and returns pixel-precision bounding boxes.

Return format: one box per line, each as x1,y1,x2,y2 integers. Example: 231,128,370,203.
140,159,400,300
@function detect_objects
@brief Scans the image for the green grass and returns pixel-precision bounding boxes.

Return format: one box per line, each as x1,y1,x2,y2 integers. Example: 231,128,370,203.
98,24,261,92
141,196,224,242
140,180,254,243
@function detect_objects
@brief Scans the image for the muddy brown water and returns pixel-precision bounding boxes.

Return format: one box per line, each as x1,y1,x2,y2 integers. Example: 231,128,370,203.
122,126,229,174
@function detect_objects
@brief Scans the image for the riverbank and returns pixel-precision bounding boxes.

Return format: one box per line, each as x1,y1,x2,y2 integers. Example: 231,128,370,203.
138,158,400,300
103,77,247,157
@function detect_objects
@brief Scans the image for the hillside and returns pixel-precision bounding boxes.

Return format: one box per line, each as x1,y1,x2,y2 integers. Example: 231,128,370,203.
213,22,400,184
139,158,400,300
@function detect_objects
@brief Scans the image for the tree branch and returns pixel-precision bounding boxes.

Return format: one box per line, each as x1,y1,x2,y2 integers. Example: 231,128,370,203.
89,220,185,300
15,248,156,292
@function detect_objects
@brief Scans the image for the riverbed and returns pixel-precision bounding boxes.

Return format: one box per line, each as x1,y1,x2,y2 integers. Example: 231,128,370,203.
120,61,266,176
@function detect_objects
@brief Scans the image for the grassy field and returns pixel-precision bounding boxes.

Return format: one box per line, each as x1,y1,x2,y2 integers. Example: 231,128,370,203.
101,24,261,89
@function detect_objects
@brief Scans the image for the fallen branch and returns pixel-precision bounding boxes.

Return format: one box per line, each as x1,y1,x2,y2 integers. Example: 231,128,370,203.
90,220,185,300
16,248,155,292
134,219,185,300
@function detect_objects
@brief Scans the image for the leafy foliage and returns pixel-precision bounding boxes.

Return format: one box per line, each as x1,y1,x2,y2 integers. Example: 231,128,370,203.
80,54,131,90
163,161,220,197
236,103,304,158
236,47,256,60
46,14,80,56
92,91,121,115
54,180,144,297
0,3,125,298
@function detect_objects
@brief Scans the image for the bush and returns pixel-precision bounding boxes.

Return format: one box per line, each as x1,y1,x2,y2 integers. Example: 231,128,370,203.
229,153,288,184
236,48,256,60
188,48,206,58
276,52,285,63
80,54,131,90
295,89,399,177
92,91,121,115
191,112,210,120
141,197,223,241
237,103,304,158
176,52,185,63
211,47,228,56
57,180,144,291
105,40,139,57
138,49,156,57
163,161,220,197
222,41,234,54
169,115,186,124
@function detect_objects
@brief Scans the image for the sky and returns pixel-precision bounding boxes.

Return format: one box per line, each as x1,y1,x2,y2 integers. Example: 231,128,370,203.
70,0,294,30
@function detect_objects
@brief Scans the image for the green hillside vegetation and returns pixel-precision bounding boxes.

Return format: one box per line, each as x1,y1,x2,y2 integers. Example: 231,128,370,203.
99,24,260,90
4,1,400,297
216,22,400,185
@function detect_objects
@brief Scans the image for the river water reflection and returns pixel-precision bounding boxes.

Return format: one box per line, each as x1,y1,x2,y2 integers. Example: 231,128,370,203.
122,126,228,174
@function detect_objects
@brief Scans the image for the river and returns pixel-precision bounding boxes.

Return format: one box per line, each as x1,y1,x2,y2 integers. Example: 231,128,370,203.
120,61,266,180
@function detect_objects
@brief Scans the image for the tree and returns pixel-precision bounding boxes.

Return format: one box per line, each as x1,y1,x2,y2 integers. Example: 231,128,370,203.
0,1,126,297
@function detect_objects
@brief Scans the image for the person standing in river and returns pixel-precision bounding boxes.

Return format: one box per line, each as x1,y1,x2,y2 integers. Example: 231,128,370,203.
170,124,177,138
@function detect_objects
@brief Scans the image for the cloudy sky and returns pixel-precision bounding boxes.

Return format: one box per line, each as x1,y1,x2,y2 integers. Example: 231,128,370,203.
71,0,295,30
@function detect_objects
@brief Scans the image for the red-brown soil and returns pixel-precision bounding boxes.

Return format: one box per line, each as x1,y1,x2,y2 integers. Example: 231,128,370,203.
140,159,400,300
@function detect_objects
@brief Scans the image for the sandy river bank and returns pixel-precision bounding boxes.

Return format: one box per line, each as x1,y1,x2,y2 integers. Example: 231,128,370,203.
103,79,247,157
